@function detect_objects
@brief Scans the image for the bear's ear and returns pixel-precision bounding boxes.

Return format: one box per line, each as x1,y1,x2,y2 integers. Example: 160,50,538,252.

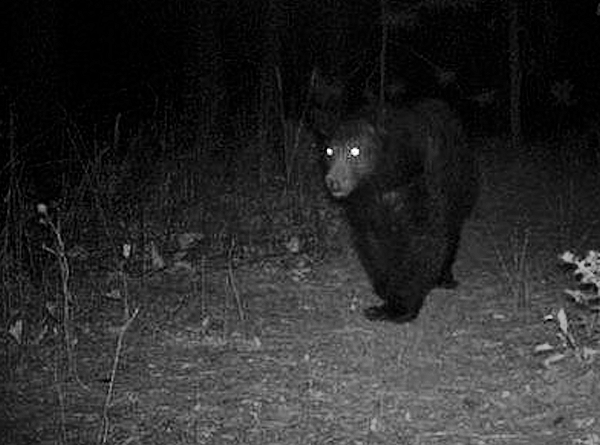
311,128,328,147
309,126,329,149
362,122,379,137
372,108,393,137
362,121,386,143
373,121,387,137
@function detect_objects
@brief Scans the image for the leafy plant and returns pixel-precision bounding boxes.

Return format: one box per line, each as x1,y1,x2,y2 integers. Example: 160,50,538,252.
561,250,600,313
553,250,600,359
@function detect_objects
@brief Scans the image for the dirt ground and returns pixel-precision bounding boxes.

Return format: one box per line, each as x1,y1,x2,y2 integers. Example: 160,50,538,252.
2,138,600,444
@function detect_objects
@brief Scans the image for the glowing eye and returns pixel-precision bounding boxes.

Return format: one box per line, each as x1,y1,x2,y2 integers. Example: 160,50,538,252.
349,146,360,157
325,147,334,157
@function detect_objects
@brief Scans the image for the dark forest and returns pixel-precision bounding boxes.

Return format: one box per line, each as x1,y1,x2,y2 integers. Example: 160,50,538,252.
2,1,600,444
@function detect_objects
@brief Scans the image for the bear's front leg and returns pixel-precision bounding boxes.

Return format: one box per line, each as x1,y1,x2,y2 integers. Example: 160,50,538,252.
364,255,435,323
363,303,421,323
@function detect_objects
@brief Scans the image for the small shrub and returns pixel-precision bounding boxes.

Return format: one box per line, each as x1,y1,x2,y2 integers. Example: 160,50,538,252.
560,250,600,344
561,250,600,312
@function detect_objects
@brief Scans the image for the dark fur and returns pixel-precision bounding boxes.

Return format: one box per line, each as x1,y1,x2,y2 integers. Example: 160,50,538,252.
323,100,478,323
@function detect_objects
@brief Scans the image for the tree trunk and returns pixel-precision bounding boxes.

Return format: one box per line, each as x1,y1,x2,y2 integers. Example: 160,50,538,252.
179,1,224,151
378,0,389,125
258,0,285,184
9,0,61,136
508,0,522,150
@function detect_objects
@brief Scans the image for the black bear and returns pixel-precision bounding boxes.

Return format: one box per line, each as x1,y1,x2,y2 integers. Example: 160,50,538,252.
322,99,478,323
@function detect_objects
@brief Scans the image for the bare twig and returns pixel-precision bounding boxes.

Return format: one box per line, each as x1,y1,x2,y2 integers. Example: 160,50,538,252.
54,353,68,445
39,206,89,389
98,307,140,445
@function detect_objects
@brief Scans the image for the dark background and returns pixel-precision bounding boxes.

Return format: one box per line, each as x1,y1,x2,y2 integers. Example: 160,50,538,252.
1,0,599,202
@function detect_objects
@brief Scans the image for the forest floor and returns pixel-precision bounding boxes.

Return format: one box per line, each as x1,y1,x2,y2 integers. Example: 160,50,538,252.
2,137,600,445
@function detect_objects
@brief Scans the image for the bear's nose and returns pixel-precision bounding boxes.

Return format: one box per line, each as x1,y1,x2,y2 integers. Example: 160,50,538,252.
326,175,341,194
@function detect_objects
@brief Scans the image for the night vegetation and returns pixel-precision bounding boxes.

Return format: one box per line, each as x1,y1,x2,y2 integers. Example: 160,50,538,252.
2,1,600,443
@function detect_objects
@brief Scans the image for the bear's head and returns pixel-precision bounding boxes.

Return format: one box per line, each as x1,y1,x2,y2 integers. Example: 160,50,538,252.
322,120,381,199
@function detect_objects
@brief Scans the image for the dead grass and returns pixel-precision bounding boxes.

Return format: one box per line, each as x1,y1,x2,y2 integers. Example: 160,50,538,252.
3,134,600,445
